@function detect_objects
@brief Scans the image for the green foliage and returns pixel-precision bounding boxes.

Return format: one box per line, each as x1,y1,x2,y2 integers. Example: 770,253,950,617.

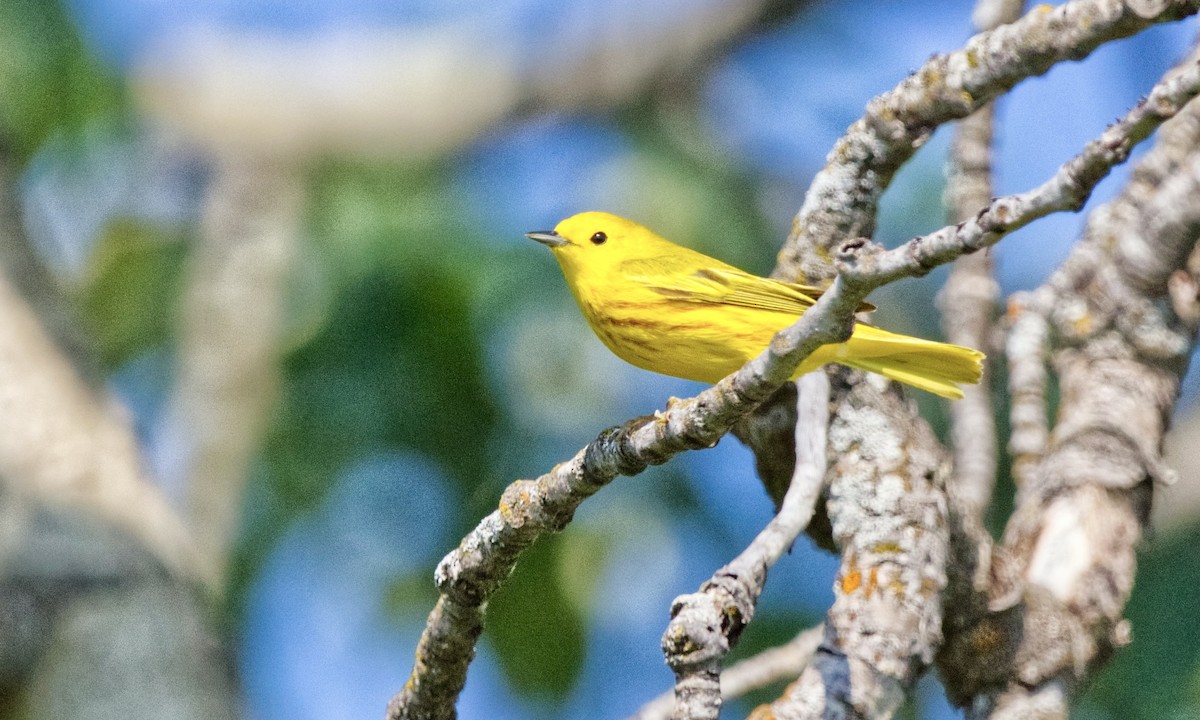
1085,519,1200,719
230,163,503,609
77,219,186,368
618,106,777,275
384,572,442,621
486,536,588,700
0,0,122,156
261,260,499,517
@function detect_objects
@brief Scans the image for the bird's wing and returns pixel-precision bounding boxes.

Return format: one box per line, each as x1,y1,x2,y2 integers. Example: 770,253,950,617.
630,263,873,314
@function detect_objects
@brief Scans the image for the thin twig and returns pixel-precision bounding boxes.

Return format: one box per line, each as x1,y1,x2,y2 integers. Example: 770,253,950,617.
661,372,829,720
630,625,823,720
940,106,1002,514
775,0,1200,284
938,0,1019,512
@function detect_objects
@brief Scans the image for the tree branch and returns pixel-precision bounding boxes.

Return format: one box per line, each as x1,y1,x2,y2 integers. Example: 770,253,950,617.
741,0,1199,566
661,372,830,720
1005,292,1052,489
920,42,1200,714
0,159,199,588
750,369,952,719
937,0,1021,515
630,625,823,720
755,33,1200,720
979,75,1200,720
164,152,301,588
774,0,1200,284
391,36,1200,720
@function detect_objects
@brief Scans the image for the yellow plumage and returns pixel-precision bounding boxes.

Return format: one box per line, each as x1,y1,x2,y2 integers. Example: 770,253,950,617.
527,211,984,399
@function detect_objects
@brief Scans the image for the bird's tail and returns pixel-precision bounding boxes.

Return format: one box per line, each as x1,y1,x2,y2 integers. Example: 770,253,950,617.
831,324,985,399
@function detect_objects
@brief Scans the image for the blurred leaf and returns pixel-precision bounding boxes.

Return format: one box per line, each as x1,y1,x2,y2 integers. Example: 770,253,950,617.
307,160,471,280
556,528,612,616
237,246,501,608
1085,520,1200,718
0,0,122,156
383,571,441,621
617,105,776,275
487,537,587,701
77,219,185,368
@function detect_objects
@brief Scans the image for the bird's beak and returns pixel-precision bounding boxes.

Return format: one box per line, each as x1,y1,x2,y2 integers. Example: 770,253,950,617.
526,230,568,248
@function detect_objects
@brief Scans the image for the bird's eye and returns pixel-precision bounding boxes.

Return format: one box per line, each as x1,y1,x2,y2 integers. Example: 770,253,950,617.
590,231,607,245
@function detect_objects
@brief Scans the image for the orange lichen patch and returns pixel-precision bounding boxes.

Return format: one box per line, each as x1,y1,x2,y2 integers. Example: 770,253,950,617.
748,705,777,720
1072,312,1093,334
841,568,863,594
870,541,902,554
498,480,537,524
865,567,880,599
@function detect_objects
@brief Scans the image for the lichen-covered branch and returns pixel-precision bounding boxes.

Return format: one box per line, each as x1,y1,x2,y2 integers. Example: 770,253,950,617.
849,57,1200,289
972,75,1200,720
742,33,1200,720
1004,292,1051,489
750,372,951,719
390,251,864,720
938,0,1019,512
661,372,830,720
774,0,1200,284
631,625,823,720
746,0,1199,541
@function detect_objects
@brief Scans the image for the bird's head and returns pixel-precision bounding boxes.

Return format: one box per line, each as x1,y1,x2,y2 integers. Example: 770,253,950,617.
527,211,664,278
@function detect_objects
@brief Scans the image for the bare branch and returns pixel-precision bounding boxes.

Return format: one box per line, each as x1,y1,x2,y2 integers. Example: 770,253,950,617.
939,107,1002,513
979,79,1200,720
630,625,823,720
164,153,301,588
937,0,1021,515
854,63,1200,291
751,370,952,719
775,0,1200,284
936,47,1200,715
661,372,829,720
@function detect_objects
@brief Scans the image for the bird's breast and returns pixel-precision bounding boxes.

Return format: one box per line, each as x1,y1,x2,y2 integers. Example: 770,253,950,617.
573,284,789,384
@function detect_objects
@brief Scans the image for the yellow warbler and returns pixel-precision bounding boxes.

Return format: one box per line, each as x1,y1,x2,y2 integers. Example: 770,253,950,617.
527,211,984,399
